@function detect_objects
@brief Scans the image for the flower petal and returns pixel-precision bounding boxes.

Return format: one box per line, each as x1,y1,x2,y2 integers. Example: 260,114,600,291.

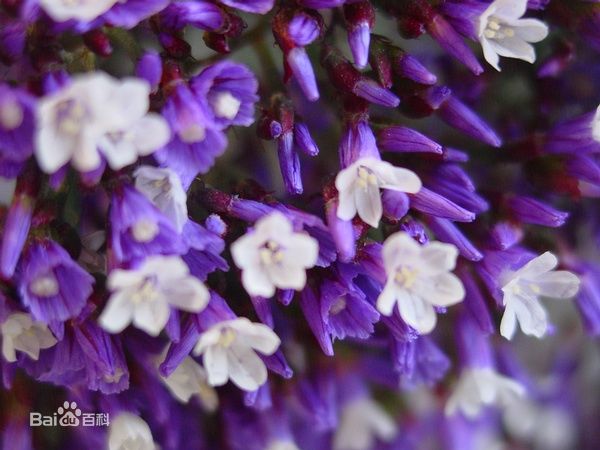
355,183,382,228
533,270,580,299
99,291,135,334
420,242,459,275
204,345,229,386
397,290,437,334
226,342,267,391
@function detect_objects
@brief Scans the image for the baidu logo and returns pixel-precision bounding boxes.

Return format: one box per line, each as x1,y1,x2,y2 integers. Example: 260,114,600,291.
30,402,109,427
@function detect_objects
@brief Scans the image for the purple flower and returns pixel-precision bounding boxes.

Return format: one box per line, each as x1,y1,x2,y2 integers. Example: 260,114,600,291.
16,239,94,323
160,1,225,32
109,185,185,263
0,84,35,175
219,0,274,14
191,60,259,129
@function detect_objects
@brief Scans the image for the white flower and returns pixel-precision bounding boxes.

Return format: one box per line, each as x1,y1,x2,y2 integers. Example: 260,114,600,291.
477,0,549,71
160,356,218,410
108,413,156,450
134,166,188,232
445,368,526,418
499,252,580,340
377,232,465,334
1,313,57,362
35,73,170,174
333,398,397,450
335,157,421,228
231,212,319,298
99,256,209,336
39,0,118,22
193,317,281,391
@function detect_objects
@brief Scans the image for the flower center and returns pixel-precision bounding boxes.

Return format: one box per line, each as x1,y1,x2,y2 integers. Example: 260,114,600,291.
394,266,418,289
0,98,23,130
131,219,159,243
356,166,379,190
329,297,347,315
218,328,237,348
179,123,206,143
55,99,88,136
484,17,515,40
29,274,60,297
259,240,285,265
132,279,161,304
211,91,241,120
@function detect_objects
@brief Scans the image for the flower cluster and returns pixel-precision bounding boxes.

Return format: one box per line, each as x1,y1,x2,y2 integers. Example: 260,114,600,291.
0,0,599,448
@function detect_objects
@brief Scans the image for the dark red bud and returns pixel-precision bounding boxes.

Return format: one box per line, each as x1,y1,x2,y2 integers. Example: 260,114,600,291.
83,29,113,57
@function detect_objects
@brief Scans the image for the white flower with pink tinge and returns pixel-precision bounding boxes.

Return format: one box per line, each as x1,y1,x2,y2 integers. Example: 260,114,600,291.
445,368,526,418
478,0,549,71
500,252,580,340
231,212,319,298
108,413,156,450
40,0,118,22
35,72,170,174
1,312,57,362
193,318,281,391
99,256,209,336
335,157,421,228
377,232,465,334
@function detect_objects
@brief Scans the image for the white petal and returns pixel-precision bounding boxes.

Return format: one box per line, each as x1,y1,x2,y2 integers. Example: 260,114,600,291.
417,272,465,307
397,290,437,334
267,263,307,291
145,256,189,283
231,232,261,269
254,212,293,242
131,114,171,155
2,337,16,362
500,300,518,340
336,186,358,221
229,319,281,355
382,232,421,273
107,269,145,291
368,159,422,193
226,342,268,391
354,183,382,228
488,37,536,63
99,292,135,334
490,0,527,22
282,233,319,268
132,299,170,336
193,327,222,355
508,293,548,338
512,18,549,43
532,270,580,299
377,281,398,316
335,162,361,193
204,345,229,386
164,277,210,312
419,241,459,275
34,123,75,173
98,135,138,170
241,265,276,298
481,38,502,71
70,130,103,172
515,252,558,280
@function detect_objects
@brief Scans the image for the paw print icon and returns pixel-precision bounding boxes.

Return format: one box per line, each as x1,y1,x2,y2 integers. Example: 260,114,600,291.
58,401,81,427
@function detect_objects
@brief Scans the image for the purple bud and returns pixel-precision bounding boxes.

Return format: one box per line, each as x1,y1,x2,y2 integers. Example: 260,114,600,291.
326,198,356,262
352,79,399,107
576,269,600,336
400,218,429,244
565,155,600,185
545,111,600,155
443,147,470,162
455,312,493,368
277,132,303,194
428,217,483,261
427,14,483,75
287,47,320,101
395,54,437,85
489,221,523,250
438,96,502,147
288,13,320,46
458,266,494,334
294,122,319,156
299,0,345,8
409,187,476,222
506,195,569,227
348,23,370,69
382,190,410,220
378,126,443,154
160,1,225,31
135,51,162,92
0,190,33,279
339,120,379,168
